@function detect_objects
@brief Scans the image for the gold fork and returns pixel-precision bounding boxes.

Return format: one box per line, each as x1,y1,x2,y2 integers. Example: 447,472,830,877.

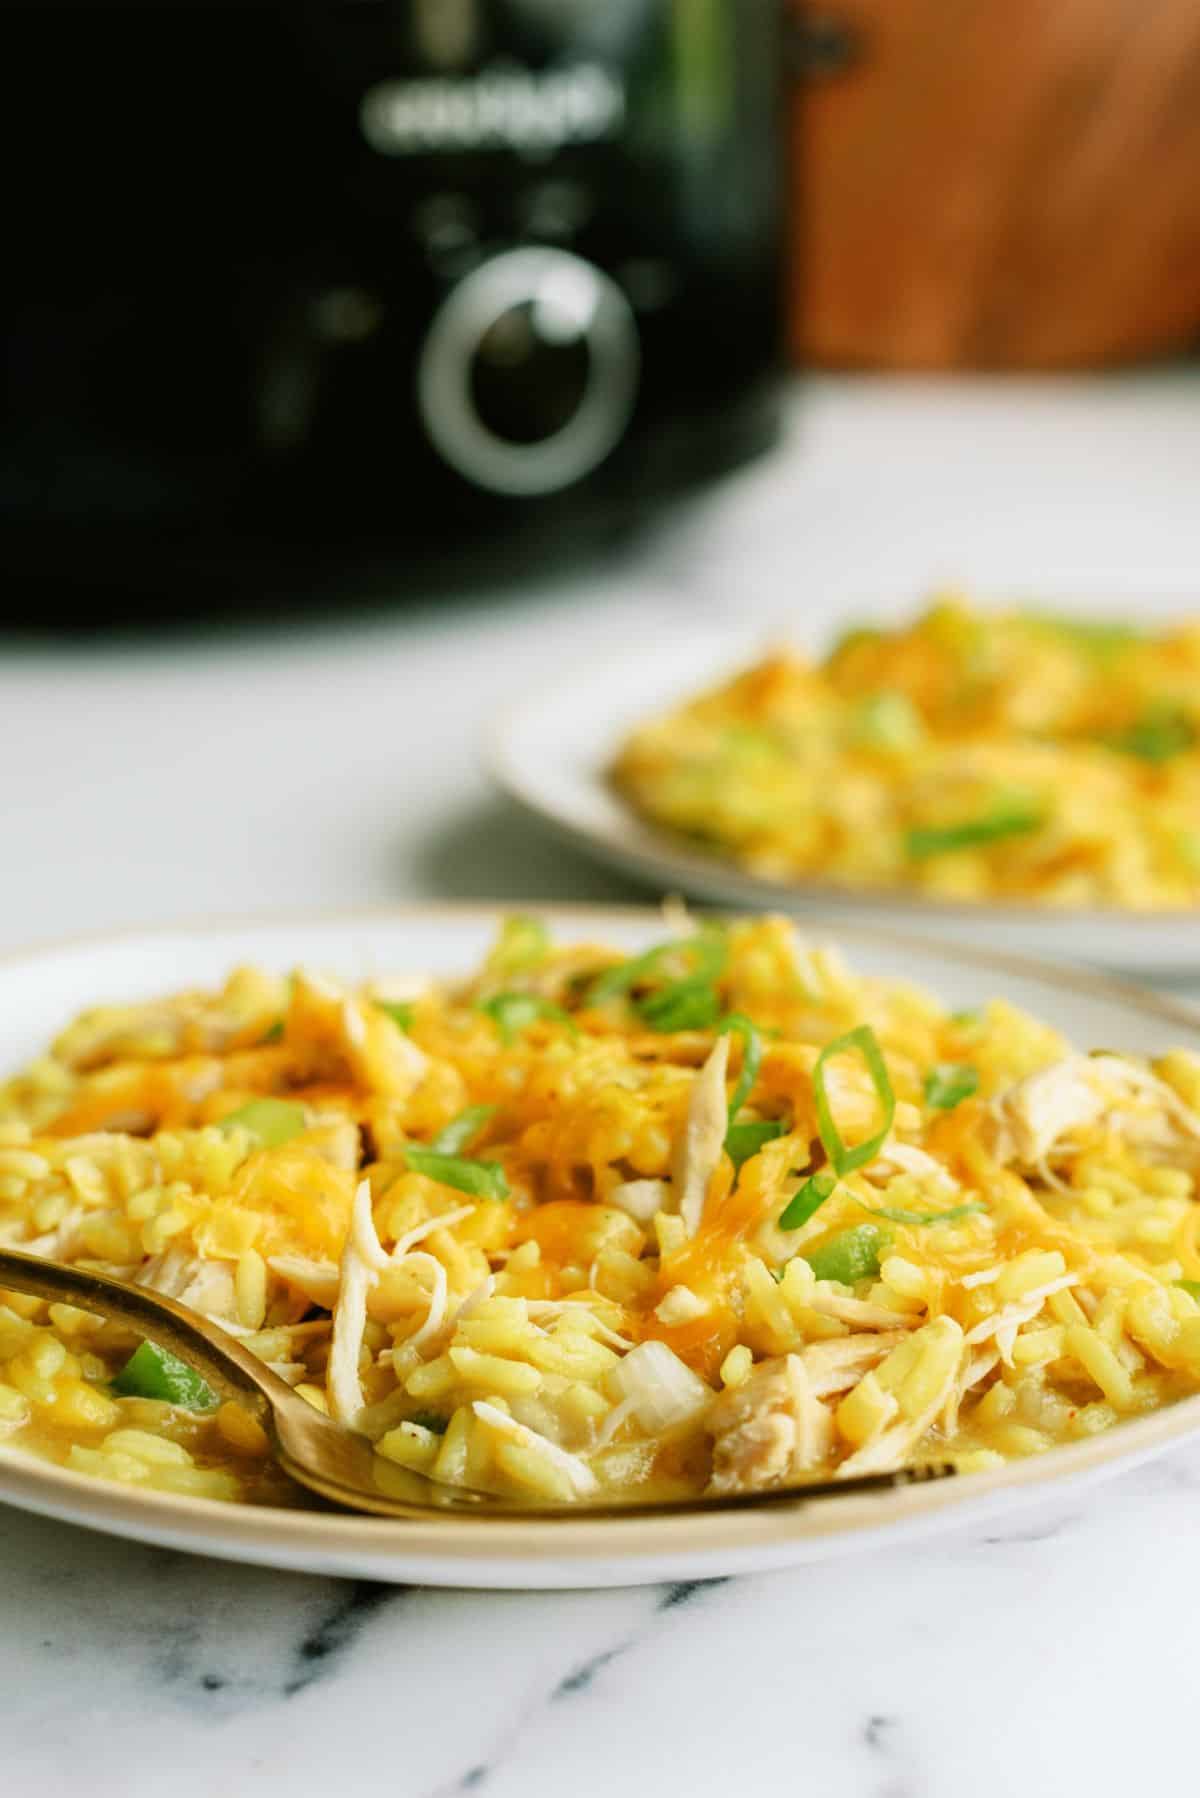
0,1246,955,1518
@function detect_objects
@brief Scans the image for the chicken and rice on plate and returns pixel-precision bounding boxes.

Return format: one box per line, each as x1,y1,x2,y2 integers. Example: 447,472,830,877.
614,599,1200,909
3,914,1200,1508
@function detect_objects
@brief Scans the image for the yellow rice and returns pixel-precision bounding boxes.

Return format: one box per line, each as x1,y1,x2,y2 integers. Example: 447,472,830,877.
2,912,1200,1507
613,597,1200,908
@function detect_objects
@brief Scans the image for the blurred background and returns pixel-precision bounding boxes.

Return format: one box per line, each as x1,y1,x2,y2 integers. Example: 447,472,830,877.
3,0,1200,942
10,0,1200,617
801,0,1200,370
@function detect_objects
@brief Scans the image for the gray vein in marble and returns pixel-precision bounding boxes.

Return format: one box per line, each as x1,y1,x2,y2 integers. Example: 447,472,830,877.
551,1643,627,1702
547,1583,728,1708
864,1714,897,1751
425,1577,731,1797
1,1508,412,1729
979,1511,1083,1547
283,1580,404,1698
425,1683,554,1798
655,1576,729,1611
862,1711,922,1798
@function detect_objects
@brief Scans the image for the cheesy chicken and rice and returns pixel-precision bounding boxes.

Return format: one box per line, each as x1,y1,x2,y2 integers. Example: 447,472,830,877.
613,599,1200,908
3,914,1200,1509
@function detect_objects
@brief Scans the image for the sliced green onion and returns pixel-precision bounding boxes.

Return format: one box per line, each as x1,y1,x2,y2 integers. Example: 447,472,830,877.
923,1063,980,1110
725,1119,786,1171
403,1146,509,1201
260,1019,284,1045
479,992,576,1045
1177,1280,1200,1302
853,691,922,751
407,1410,449,1435
1104,707,1195,764
804,1223,886,1285
486,914,551,976
860,1201,985,1227
638,977,722,1033
721,724,787,759
587,929,728,1003
112,1341,217,1411
374,999,415,1033
832,625,884,657
719,1013,763,1122
430,1104,496,1155
1023,614,1142,661
779,1170,837,1231
1176,831,1200,872
218,1097,307,1148
906,805,1042,860
950,1008,982,1028
812,1025,895,1176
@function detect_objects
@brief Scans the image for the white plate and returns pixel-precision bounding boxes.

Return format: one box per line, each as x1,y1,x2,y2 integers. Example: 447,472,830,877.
488,628,1200,973
5,902,1200,1589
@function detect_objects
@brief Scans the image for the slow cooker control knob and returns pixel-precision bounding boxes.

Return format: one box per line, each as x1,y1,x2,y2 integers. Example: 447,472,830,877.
416,248,640,496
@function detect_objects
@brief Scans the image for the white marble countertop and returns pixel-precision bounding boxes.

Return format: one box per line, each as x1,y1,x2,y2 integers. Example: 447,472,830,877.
6,373,1200,1795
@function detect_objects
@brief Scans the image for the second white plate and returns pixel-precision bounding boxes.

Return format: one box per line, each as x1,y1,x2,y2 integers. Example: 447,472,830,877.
488,627,1200,975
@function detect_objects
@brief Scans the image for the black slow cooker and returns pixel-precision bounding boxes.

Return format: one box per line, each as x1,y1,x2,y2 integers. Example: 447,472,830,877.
1,0,787,618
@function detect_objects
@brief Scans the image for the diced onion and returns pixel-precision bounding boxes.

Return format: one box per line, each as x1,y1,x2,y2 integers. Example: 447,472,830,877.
603,1340,712,1432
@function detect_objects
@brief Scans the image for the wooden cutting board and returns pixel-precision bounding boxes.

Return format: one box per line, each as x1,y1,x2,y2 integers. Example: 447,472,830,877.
793,0,1200,368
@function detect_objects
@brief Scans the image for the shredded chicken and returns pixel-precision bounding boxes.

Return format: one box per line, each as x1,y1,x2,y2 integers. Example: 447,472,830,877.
941,1348,999,1435
707,1354,833,1493
16,1204,86,1262
288,972,428,1101
326,1179,382,1425
961,1265,1004,1290
268,1255,341,1310
392,1205,474,1257
50,973,284,1070
266,1360,308,1386
991,1053,1200,1169
798,1331,910,1398
808,1292,919,1330
866,1142,959,1193
608,1178,671,1223
395,1252,447,1355
275,1203,474,1333
365,974,434,1005
136,1247,237,1322
836,1317,965,1478
471,1400,598,1497
594,1394,639,1448
962,1274,1080,1352
308,1119,361,1173
525,1301,634,1351
673,1033,730,1236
